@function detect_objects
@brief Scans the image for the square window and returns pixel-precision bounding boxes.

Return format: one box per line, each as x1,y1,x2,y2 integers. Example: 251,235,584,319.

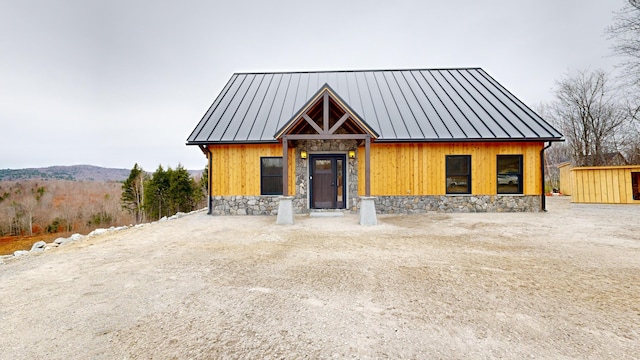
261,157,283,195
497,155,523,194
446,155,471,194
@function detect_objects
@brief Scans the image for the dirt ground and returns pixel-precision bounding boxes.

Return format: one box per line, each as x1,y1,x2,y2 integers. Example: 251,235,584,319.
0,196,638,359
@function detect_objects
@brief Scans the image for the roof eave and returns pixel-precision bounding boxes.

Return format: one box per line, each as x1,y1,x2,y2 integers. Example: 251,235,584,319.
373,137,565,143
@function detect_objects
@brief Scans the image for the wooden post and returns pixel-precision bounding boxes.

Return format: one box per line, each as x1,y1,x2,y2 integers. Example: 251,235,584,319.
323,93,329,133
365,135,371,197
282,136,288,196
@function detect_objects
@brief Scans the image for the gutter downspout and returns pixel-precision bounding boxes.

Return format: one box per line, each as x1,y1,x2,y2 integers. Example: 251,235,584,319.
540,142,552,212
207,147,213,215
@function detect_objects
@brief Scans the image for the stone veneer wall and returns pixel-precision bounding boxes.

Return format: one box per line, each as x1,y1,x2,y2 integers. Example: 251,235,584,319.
293,139,359,213
357,195,541,213
210,194,542,215
209,196,280,215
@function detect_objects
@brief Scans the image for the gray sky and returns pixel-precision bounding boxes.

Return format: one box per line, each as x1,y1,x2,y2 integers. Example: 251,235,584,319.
0,0,626,171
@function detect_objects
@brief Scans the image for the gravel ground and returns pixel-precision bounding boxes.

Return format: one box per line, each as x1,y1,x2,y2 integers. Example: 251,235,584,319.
0,196,639,359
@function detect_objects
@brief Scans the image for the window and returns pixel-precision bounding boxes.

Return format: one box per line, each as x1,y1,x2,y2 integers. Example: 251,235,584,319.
497,155,523,194
632,172,640,200
260,157,283,195
446,155,471,194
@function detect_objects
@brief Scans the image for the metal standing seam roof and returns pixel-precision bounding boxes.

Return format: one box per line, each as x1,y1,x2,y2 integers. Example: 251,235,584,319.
186,68,563,145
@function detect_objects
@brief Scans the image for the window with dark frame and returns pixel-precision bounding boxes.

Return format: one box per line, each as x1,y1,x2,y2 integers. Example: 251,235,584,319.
497,155,523,194
632,172,640,201
260,157,283,195
446,155,471,194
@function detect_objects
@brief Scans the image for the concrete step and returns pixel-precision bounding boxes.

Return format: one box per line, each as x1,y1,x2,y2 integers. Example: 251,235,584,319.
309,211,345,218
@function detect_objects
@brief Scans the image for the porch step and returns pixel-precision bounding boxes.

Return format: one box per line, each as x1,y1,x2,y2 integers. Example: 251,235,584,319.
309,211,345,218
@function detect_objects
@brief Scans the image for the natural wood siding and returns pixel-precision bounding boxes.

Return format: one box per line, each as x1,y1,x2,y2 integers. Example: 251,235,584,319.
558,163,572,195
358,142,543,196
570,166,640,204
208,144,295,196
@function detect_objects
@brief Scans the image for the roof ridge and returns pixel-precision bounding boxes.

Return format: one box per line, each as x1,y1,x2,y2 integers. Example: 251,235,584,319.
232,68,483,76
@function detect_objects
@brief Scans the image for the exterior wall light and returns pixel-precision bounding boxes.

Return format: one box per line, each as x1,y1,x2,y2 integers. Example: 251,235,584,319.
348,150,356,159
300,150,307,159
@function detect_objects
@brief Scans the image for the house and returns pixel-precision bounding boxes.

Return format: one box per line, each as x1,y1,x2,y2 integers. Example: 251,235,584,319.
187,68,563,220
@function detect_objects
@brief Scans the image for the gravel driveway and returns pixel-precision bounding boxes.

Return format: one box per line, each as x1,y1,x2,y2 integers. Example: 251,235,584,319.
1,196,638,359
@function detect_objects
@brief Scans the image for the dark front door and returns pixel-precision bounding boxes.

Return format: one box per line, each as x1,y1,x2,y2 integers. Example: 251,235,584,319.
310,155,346,209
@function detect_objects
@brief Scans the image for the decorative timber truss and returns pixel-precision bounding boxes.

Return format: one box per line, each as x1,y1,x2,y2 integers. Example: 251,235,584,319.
274,84,379,197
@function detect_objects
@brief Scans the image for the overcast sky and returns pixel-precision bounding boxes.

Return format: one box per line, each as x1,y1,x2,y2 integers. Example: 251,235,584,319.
0,0,627,171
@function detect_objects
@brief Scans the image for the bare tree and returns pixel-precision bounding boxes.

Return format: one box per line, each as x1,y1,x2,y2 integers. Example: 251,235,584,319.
550,69,630,166
608,0,640,88
607,1,640,163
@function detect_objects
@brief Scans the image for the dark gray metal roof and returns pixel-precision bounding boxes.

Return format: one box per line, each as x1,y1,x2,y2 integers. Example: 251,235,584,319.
187,68,563,144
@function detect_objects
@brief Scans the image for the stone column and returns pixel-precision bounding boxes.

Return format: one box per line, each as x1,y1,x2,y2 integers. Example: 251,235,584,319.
359,196,377,226
276,196,295,225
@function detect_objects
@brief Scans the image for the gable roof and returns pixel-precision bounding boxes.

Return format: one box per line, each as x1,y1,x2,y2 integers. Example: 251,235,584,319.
274,83,378,139
187,68,563,145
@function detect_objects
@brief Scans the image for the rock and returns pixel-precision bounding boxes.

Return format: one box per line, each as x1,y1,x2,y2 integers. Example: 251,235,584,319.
88,228,108,236
69,234,84,241
13,250,29,257
45,243,59,250
54,237,67,245
30,241,47,252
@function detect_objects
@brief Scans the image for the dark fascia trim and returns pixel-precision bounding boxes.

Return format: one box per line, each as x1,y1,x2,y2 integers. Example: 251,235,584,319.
187,137,564,146
373,137,565,143
232,67,483,76
187,140,279,146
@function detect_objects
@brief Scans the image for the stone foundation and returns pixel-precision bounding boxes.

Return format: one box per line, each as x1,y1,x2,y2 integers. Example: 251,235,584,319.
210,194,541,215
359,195,541,213
209,196,280,215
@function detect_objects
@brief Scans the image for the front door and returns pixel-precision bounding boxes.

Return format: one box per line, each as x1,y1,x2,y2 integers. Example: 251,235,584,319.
310,155,346,209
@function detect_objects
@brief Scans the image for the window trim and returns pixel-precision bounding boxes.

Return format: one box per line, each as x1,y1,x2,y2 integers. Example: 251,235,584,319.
496,155,523,195
445,155,471,194
260,156,283,196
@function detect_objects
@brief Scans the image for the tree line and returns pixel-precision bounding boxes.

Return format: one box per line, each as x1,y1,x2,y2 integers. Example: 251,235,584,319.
545,0,640,169
0,163,207,238
120,163,207,223
0,180,125,237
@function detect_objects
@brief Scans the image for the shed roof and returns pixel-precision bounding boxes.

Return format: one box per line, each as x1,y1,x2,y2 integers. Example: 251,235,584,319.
187,68,563,145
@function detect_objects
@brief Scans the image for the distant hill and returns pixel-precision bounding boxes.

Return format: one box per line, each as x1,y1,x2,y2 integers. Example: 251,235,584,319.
0,165,204,182
0,165,131,182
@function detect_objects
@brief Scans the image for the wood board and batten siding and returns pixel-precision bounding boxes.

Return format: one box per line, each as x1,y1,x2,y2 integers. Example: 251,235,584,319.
570,165,640,204
357,142,543,196
208,144,295,196
557,162,572,195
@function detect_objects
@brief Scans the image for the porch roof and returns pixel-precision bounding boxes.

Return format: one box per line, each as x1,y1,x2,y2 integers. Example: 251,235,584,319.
187,68,563,145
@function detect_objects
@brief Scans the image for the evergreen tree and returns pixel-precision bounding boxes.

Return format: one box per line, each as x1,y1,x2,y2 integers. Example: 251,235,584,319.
121,163,146,223
144,165,170,220
167,164,193,214
194,164,208,209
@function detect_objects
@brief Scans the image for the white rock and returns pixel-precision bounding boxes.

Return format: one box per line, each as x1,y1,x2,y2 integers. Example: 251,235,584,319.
30,241,47,251
13,250,29,257
88,228,108,236
69,234,84,241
